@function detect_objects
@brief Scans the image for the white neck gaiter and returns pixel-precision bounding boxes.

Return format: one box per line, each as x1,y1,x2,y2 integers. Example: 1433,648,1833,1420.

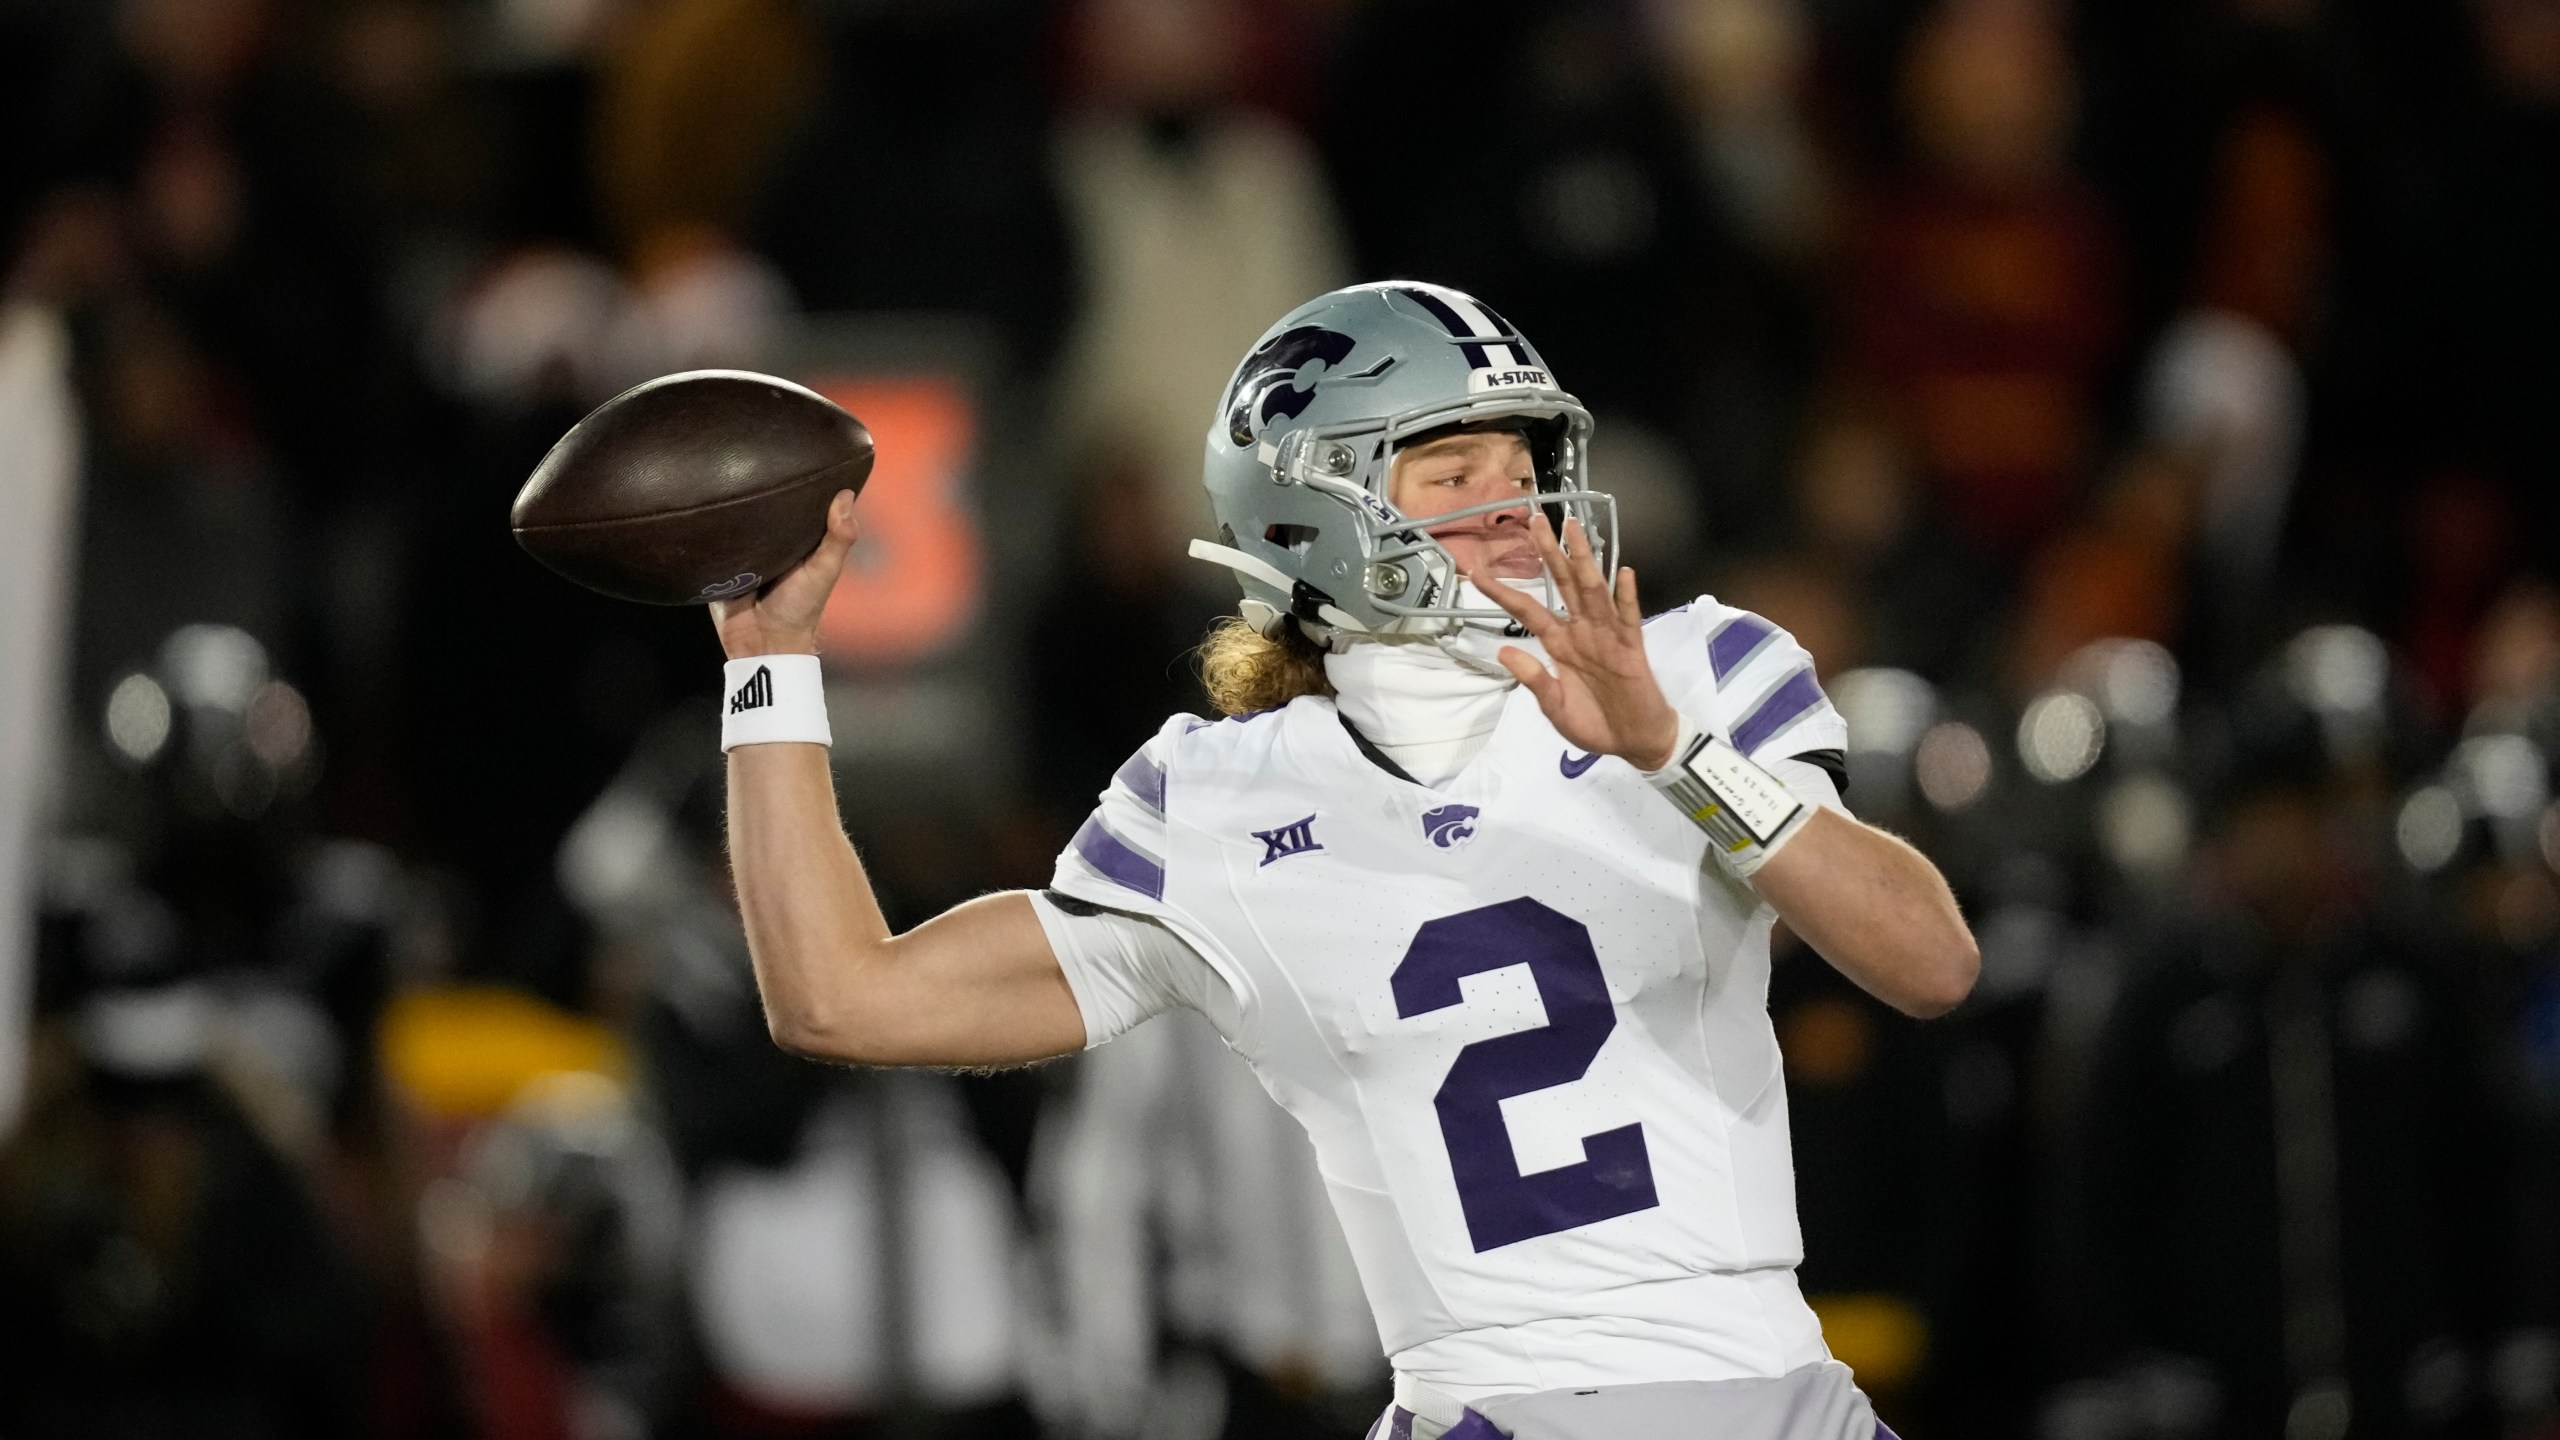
1324,580,1550,786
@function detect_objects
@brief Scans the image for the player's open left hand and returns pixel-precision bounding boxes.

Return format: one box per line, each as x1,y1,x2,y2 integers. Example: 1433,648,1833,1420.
1468,512,1682,772
710,489,859,661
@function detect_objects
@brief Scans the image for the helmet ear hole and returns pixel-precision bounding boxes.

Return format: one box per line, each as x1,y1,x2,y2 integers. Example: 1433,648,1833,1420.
1527,417,1570,490
1263,523,1319,554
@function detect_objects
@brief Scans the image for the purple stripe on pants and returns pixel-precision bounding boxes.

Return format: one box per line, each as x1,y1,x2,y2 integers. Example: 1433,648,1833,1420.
1372,1380,1891,1439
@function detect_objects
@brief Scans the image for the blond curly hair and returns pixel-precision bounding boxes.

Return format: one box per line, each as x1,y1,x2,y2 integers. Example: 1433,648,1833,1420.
1197,616,1335,716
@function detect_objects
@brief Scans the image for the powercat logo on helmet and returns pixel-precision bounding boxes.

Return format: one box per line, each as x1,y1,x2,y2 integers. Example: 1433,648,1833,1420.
1226,325,1357,447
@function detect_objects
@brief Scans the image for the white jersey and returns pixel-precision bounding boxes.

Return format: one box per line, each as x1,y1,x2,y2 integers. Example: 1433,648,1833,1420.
1039,599,1851,1401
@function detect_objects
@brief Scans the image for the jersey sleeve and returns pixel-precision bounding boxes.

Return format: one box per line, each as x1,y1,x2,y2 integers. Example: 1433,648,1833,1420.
1648,600,1850,766
1043,714,1242,1045
1765,752,1851,820
1027,890,1226,1047
1051,714,1197,917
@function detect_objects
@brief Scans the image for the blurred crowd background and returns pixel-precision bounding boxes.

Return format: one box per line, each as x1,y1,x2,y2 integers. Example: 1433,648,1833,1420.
2,0,2557,1437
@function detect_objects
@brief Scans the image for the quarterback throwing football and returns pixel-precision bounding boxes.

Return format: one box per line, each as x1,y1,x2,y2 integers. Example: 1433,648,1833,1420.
713,284,1977,1440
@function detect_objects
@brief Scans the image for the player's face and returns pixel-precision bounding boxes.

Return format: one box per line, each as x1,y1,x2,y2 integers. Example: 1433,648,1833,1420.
1388,432,1542,580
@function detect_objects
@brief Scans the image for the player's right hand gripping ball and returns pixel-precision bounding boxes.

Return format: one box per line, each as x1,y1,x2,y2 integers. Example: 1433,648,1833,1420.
510,370,873,606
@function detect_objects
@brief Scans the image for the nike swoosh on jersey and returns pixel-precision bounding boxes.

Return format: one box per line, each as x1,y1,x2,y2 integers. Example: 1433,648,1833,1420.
1559,750,1602,778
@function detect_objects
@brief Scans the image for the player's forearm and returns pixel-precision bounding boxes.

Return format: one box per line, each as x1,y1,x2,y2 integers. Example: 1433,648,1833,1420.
1752,811,1978,1018
724,741,900,1057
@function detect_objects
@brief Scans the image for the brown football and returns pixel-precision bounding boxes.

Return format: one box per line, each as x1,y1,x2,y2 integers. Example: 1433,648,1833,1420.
510,370,874,605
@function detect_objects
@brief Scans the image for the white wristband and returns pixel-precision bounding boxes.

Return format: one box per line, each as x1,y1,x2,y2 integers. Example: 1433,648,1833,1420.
1642,716,1809,878
720,654,832,752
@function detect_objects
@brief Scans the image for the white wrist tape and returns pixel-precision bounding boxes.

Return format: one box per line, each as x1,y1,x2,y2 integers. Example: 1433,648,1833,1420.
1643,717,1809,878
720,654,832,751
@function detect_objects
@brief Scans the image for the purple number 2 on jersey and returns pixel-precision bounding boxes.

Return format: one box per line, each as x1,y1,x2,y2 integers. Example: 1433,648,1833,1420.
1391,897,1660,1251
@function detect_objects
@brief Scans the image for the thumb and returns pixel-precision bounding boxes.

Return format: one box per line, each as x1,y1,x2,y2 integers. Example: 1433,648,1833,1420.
750,490,859,636
788,490,860,590
818,489,859,556
1496,645,1556,703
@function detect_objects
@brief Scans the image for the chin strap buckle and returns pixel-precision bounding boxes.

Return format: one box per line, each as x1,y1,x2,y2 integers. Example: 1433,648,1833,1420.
1187,539,1371,635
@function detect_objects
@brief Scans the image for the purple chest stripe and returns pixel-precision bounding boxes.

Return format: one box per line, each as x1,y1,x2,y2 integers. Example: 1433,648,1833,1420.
1732,666,1825,755
1071,816,1164,901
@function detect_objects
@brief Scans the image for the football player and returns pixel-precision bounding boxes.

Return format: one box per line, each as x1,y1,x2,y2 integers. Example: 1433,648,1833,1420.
713,283,1978,1440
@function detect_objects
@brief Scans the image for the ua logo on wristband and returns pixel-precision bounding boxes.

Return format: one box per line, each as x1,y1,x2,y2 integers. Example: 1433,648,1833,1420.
719,654,830,751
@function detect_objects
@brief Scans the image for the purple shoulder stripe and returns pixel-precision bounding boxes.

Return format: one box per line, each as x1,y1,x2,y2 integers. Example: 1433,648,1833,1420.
1071,816,1164,902
1708,614,1776,680
1113,751,1166,815
1733,666,1827,755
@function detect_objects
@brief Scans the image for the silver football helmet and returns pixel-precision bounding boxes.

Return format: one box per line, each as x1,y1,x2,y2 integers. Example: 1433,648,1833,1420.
1191,281,1614,640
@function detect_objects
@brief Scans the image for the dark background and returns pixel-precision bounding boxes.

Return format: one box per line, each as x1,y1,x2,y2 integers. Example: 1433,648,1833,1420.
2,0,2557,1437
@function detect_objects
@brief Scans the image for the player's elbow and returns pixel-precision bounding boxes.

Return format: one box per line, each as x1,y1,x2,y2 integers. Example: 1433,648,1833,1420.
764,997,897,1066
765,1004,854,1063
1892,929,1979,1019
766,988,962,1067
